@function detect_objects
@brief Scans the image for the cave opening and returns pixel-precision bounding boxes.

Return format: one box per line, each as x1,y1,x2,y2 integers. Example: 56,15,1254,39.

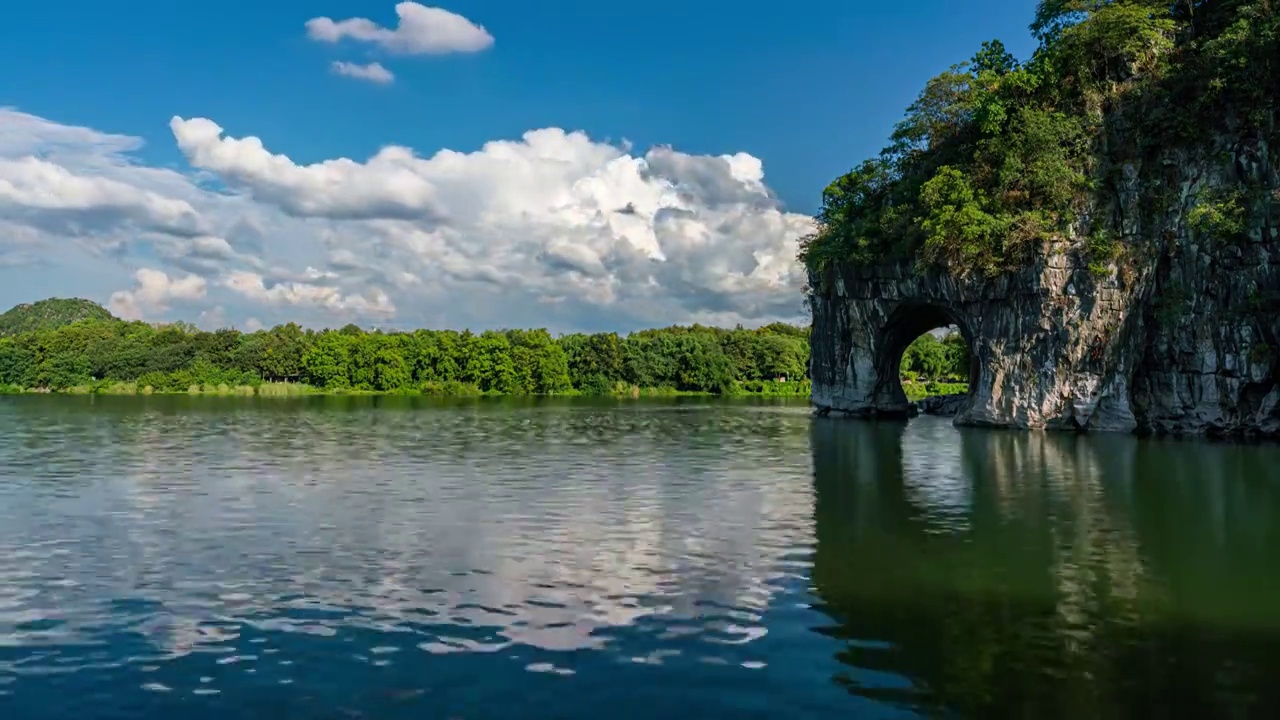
877,303,976,416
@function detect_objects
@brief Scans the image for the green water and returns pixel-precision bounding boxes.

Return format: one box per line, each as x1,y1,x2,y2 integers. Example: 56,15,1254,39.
0,395,1277,719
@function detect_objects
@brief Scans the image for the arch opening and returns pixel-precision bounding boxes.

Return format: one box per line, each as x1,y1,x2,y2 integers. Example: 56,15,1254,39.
877,303,976,418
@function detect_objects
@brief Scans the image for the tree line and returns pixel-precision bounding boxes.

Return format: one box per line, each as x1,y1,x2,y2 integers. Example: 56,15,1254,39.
0,316,818,396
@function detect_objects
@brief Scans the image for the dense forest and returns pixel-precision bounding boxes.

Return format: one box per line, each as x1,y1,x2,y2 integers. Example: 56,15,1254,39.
0,299,968,397
800,0,1278,276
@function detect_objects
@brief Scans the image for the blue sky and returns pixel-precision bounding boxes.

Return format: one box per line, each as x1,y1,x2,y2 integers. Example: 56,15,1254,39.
0,0,1040,331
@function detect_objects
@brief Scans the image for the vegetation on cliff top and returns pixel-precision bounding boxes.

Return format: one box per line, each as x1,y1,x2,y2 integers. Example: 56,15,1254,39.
0,298,116,335
0,301,819,397
800,0,1279,278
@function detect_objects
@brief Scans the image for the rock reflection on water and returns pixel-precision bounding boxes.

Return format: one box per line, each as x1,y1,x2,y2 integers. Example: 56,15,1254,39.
811,417,1280,718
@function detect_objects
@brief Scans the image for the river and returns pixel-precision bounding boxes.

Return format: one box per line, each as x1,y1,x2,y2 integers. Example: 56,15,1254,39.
1,396,1278,718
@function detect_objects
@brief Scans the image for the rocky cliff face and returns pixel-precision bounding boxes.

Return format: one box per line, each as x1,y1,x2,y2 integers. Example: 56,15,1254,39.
810,139,1280,439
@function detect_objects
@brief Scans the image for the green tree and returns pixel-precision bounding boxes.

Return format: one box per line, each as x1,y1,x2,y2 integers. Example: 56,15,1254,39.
372,335,412,391
261,323,306,381
942,332,971,380
302,332,353,388
0,338,35,386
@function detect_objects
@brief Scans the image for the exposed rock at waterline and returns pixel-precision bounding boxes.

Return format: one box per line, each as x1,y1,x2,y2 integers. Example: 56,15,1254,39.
916,393,967,417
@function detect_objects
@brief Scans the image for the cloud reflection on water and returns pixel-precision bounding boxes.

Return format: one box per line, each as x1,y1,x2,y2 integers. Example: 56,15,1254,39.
0,398,816,675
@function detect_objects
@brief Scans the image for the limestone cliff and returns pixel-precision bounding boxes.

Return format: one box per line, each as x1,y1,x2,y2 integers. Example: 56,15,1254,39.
804,1,1279,438
809,137,1280,438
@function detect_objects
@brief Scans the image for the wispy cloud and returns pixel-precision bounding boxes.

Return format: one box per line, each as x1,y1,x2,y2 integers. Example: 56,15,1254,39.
330,61,395,85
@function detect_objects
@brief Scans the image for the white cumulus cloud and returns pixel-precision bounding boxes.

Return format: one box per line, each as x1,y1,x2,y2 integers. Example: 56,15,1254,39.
0,156,203,237
330,61,396,84
0,107,814,333
109,268,207,320
305,3,493,55
166,119,815,325
223,270,396,319
170,116,441,221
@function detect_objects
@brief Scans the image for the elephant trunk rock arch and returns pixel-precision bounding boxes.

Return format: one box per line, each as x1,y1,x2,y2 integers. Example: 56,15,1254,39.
808,259,1142,433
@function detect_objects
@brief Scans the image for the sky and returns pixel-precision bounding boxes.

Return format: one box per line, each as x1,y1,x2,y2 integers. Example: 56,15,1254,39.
0,0,1039,333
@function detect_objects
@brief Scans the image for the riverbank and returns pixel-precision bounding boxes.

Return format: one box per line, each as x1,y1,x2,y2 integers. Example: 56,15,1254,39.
1,379,960,402
0,378,813,399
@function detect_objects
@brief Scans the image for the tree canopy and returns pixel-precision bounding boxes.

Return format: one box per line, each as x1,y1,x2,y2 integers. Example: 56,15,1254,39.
800,0,1279,277
0,304,814,397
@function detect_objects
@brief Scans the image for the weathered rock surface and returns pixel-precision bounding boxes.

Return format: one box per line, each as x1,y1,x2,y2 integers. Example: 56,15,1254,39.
810,139,1280,439
916,393,967,417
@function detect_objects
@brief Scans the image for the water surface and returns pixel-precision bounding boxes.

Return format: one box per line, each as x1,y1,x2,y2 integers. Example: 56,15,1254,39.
1,396,1278,718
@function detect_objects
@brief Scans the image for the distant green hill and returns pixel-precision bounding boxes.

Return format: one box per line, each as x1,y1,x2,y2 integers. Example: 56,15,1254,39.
0,298,117,335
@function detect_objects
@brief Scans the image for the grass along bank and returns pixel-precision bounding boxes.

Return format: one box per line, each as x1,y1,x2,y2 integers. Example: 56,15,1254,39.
0,378,813,399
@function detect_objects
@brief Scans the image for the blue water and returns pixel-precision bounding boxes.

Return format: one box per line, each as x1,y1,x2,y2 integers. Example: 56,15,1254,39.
2,395,1279,718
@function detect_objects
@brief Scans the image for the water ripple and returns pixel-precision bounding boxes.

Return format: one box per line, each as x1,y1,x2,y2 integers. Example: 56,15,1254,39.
0,397,834,718
4,398,1280,719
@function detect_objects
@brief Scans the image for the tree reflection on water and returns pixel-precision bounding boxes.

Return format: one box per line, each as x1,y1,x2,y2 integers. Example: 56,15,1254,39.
808,418,1280,718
